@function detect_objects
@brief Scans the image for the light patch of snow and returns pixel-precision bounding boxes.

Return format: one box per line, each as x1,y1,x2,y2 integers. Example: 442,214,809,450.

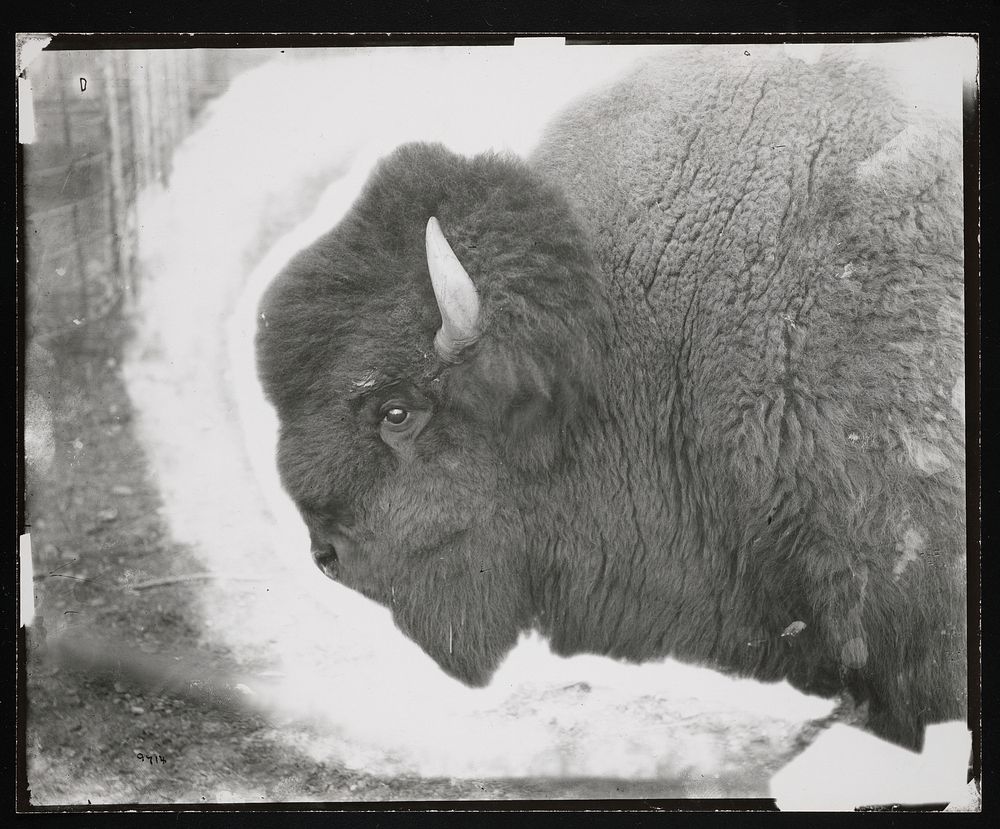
856,124,925,181
894,525,926,577
952,377,966,422
900,427,951,476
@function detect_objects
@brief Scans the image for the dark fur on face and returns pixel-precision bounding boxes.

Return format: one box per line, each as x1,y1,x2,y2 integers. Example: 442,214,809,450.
257,143,612,683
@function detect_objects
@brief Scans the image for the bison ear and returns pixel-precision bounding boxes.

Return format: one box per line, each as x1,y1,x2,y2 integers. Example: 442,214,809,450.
453,344,596,473
498,391,565,471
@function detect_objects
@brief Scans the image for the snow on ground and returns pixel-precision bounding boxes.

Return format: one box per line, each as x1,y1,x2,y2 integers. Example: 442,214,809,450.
121,41,972,788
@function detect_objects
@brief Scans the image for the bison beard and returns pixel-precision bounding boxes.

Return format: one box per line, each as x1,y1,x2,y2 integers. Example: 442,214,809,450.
256,49,967,751
351,524,532,688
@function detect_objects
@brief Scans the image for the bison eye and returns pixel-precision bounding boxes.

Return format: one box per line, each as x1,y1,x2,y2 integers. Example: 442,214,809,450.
377,400,430,449
383,406,409,426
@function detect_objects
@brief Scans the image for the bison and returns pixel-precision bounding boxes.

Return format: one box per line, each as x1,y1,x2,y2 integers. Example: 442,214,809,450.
256,48,967,750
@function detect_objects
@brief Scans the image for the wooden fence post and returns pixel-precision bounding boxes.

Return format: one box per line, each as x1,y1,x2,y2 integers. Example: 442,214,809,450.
101,52,129,313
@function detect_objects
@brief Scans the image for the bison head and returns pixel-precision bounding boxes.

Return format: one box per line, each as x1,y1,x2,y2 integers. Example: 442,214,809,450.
256,143,612,685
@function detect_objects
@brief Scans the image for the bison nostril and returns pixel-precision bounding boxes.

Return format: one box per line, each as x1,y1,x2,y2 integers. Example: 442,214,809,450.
329,529,357,562
309,524,359,580
311,543,340,579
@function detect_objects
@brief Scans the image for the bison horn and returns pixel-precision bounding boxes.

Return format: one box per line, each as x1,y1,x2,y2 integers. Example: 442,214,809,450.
426,216,480,362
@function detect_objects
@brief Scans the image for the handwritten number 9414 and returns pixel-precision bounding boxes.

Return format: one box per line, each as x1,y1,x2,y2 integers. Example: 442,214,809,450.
136,753,166,765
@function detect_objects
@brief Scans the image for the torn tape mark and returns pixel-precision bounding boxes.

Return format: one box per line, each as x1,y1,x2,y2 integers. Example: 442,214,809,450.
16,33,52,76
770,721,972,810
20,533,34,626
18,76,36,144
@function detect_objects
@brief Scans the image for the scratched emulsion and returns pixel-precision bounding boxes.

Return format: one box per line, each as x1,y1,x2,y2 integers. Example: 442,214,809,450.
122,42,968,788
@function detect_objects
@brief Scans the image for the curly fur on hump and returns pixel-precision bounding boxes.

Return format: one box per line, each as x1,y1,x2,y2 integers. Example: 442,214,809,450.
258,47,967,750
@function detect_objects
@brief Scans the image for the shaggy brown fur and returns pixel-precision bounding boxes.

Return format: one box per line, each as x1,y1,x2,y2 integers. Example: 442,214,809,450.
257,49,966,749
